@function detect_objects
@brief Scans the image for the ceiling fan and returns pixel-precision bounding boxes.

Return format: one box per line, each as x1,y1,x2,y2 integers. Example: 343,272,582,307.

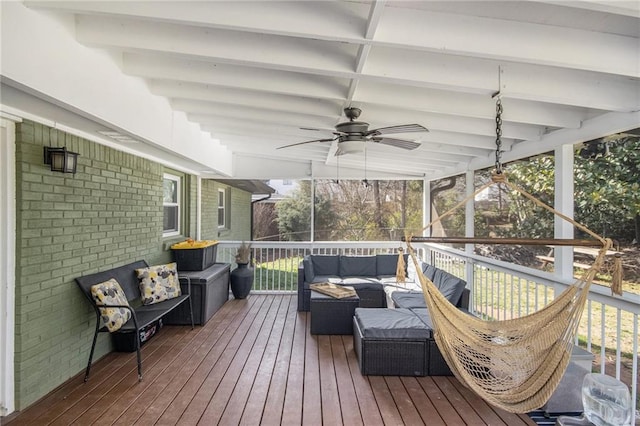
277,107,427,155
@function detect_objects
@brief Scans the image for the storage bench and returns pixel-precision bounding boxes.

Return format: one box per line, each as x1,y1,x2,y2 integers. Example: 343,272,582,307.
164,263,230,325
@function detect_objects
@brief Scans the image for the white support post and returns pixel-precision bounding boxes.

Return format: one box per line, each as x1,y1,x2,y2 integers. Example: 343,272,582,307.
465,170,475,305
0,118,16,416
422,178,432,262
554,144,575,295
196,175,202,240
423,178,431,238
310,177,315,243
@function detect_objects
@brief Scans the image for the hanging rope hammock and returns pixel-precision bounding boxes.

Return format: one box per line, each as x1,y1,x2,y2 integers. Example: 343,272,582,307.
403,170,622,413
398,94,624,413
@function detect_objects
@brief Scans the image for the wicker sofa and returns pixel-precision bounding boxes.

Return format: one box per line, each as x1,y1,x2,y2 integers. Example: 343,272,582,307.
297,254,469,311
297,254,408,312
298,254,470,376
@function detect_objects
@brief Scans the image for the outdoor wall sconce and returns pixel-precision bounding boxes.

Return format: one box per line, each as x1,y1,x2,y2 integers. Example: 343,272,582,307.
43,146,79,174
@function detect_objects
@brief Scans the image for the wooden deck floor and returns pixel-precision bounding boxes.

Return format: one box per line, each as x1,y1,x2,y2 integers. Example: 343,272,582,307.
5,294,535,425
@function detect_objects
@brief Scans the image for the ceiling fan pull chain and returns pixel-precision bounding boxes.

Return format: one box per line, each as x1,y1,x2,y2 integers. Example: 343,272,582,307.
495,96,504,174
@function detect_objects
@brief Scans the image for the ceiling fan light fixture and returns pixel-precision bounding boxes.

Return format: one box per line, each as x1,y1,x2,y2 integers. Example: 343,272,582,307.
338,140,365,154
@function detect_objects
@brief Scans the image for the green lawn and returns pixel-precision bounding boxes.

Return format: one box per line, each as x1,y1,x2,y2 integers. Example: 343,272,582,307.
253,256,302,292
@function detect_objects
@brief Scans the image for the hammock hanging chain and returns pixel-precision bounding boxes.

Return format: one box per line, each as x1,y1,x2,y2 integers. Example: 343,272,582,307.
495,96,504,174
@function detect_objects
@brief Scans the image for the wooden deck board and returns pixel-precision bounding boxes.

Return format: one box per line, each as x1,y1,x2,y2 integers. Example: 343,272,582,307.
301,312,322,425
385,376,426,425
4,294,536,426
241,296,295,425
401,377,447,426
279,308,306,425
331,335,363,426
258,297,298,425
112,298,242,425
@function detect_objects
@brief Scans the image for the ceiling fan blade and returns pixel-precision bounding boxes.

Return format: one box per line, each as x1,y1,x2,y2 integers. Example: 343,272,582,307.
368,124,428,136
371,137,421,150
276,138,337,149
300,126,332,132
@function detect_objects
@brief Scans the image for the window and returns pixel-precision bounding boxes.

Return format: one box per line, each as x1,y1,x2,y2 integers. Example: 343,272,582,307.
163,173,181,236
218,188,226,228
282,179,292,185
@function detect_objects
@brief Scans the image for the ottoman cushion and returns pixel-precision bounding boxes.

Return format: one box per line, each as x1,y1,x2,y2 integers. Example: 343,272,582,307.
355,308,431,339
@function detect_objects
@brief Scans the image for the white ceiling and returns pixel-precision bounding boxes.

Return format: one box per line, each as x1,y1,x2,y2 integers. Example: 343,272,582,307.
1,1,639,180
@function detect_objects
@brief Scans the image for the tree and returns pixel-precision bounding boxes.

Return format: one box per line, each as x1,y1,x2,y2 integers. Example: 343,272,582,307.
252,202,278,241
275,181,335,241
575,136,640,243
472,136,640,243
274,178,425,241
431,175,466,237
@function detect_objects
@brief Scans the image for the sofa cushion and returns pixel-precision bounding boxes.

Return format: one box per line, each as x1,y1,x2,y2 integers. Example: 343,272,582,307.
311,255,340,276
376,254,408,277
303,256,315,282
355,308,431,339
90,278,131,332
391,291,427,309
340,255,376,277
432,269,466,305
421,263,438,281
305,276,342,288
341,279,383,291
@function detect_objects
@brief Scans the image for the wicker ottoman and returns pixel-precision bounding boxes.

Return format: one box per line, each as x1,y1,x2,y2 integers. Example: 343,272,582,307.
310,291,360,335
411,308,453,375
353,308,431,376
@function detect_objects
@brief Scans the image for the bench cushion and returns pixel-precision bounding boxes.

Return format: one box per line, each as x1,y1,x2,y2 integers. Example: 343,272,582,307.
355,308,432,339
90,278,131,332
136,262,181,305
340,255,377,277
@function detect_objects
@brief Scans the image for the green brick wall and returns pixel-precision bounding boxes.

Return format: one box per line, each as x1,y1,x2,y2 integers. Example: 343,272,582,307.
13,121,173,409
227,185,252,240
201,180,252,241
12,121,253,410
200,179,219,239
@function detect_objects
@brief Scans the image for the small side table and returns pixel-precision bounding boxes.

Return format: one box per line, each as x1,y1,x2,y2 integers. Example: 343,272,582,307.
310,290,360,335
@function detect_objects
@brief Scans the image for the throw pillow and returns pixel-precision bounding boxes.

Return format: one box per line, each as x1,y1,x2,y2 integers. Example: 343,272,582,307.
90,278,131,332
136,262,181,305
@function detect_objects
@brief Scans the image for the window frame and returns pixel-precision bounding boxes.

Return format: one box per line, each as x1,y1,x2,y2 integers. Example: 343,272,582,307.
163,173,181,237
217,188,226,229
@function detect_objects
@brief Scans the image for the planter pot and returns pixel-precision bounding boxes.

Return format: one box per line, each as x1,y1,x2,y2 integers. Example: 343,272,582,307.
230,263,253,299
